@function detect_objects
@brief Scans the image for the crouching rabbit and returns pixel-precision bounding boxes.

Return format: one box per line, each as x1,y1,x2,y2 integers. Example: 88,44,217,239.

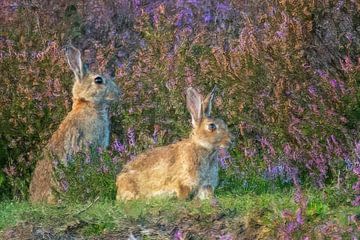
116,87,232,201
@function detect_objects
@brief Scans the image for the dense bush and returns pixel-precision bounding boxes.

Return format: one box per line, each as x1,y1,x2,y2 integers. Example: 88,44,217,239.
1,0,359,207
54,142,125,203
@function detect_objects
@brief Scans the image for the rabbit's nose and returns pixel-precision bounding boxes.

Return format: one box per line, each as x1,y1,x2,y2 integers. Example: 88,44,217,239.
106,87,121,101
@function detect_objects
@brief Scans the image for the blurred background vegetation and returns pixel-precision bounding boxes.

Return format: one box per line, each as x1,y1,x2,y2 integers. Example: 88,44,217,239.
0,0,359,212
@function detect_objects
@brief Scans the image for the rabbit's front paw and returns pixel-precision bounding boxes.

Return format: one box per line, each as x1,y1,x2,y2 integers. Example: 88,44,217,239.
196,185,214,200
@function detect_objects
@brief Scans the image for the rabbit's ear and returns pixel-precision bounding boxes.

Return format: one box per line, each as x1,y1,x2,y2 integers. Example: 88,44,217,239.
186,87,202,127
203,86,216,116
65,45,85,81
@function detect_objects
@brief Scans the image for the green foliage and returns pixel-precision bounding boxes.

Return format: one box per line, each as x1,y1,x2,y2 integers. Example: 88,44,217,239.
1,186,359,238
54,147,123,204
0,173,4,189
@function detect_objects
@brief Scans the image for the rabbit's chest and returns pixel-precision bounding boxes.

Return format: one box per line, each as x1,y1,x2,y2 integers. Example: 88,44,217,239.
197,157,218,183
198,159,216,179
56,112,109,148
79,114,109,146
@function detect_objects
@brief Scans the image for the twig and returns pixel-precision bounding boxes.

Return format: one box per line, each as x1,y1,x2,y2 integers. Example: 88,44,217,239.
73,196,100,216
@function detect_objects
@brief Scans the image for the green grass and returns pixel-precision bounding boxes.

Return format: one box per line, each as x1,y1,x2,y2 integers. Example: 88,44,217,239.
0,186,358,239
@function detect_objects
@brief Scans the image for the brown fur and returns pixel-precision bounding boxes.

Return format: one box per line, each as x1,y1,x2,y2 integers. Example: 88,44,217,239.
116,87,232,201
29,46,120,203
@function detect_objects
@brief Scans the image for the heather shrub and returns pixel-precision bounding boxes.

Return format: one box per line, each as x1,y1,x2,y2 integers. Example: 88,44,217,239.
1,0,359,209
0,18,72,199
54,143,125,203
117,0,360,189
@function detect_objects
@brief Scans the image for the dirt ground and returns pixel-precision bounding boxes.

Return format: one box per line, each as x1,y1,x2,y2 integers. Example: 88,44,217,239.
0,212,272,240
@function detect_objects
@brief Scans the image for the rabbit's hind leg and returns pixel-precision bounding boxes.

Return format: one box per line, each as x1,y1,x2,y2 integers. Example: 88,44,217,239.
29,159,56,203
116,175,138,201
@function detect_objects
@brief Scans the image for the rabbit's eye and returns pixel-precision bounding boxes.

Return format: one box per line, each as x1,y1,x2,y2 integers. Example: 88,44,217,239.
94,76,103,84
208,123,217,132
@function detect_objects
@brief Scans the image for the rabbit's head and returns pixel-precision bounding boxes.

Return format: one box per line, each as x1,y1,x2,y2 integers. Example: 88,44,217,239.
65,45,120,105
186,87,232,150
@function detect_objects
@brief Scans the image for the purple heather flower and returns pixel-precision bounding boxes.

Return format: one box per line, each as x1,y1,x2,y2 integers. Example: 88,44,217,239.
60,178,69,192
101,165,109,174
308,85,317,96
330,135,338,145
281,210,293,219
329,79,338,89
340,56,353,73
112,138,126,153
263,22,270,31
315,69,328,79
176,0,184,8
285,221,298,234
8,3,19,12
216,2,231,12
296,209,304,225
326,137,334,153
175,8,193,27
276,30,285,39
127,127,136,147
294,188,304,205
165,79,176,90
152,13,160,27
260,137,275,156
286,166,299,185
353,165,360,175
351,195,360,206
217,148,232,169
244,148,256,158
283,143,292,159
348,215,355,222
354,141,360,160
173,228,184,240
185,67,194,85
187,0,199,5
97,147,103,154
203,9,212,24
344,157,353,171
85,152,91,164
345,32,353,42
219,234,233,240
352,181,360,192
335,0,345,11
112,156,119,164
338,80,346,94
3,165,16,177
133,0,141,7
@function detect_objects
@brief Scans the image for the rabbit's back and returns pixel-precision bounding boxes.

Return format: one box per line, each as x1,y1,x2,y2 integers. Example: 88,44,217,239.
116,140,201,200
48,101,110,162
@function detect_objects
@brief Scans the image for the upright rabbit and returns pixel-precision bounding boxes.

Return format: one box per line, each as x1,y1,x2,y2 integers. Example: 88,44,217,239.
116,87,232,201
29,45,121,203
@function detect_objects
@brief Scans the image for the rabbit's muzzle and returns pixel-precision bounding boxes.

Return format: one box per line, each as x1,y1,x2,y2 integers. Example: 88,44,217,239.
219,132,233,148
106,83,121,102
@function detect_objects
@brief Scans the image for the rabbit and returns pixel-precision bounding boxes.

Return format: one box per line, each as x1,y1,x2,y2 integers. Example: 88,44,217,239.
116,87,232,201
29,45,121,203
